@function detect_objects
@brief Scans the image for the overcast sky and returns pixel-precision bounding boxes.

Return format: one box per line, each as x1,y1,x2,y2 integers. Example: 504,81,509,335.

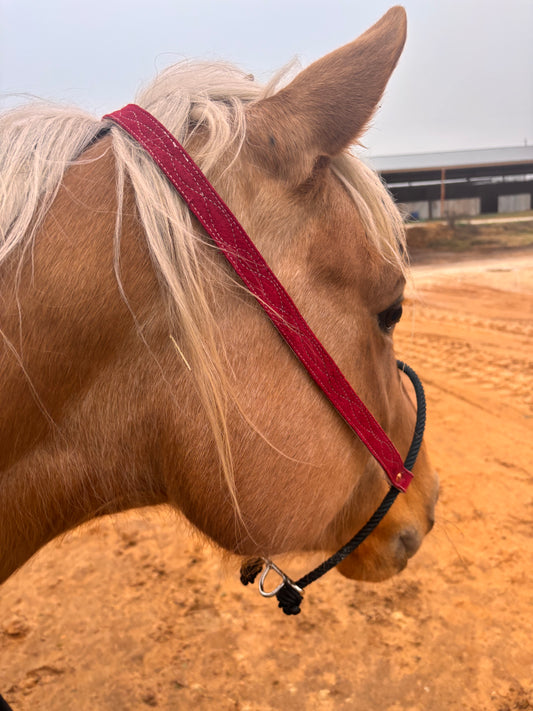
1,0,532,156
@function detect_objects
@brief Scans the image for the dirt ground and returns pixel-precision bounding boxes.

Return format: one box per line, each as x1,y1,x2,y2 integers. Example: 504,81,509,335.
1,243,532,711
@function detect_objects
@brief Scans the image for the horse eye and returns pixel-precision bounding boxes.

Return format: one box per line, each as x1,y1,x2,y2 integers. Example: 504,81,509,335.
378,304,403,333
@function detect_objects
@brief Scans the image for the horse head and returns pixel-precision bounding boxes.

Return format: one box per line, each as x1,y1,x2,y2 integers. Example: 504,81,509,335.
0,7,438,589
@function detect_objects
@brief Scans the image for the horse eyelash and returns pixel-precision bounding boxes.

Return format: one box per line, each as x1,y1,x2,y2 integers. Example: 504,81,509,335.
377,303,403,332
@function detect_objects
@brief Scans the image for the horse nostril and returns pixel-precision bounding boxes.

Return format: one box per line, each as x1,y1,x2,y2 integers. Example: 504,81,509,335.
399,528,421,558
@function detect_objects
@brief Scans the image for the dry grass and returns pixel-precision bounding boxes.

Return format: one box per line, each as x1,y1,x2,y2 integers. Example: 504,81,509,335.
406,215,533,254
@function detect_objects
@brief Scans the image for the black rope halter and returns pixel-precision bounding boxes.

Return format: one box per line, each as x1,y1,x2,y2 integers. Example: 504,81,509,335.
240,360,426,615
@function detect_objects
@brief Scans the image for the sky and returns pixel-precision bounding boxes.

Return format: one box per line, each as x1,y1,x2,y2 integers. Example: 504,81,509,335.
1,0,532,157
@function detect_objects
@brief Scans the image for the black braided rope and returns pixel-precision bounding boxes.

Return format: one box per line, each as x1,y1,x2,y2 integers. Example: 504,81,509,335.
397,360,426,471
295,487,400,590
240,360,427,615
290,361,425,590
274,488,399,615
0,695,13,711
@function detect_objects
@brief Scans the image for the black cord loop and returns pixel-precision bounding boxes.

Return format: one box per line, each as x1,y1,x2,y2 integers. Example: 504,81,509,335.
240,360,427,615
0,695,13,711
397,360,426,471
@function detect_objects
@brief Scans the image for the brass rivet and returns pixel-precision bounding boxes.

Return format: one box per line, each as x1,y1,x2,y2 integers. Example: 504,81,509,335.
395,472,403,483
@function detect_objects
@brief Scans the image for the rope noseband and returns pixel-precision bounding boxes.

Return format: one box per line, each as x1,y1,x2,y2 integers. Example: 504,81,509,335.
240,361,426,614
104,105,427,615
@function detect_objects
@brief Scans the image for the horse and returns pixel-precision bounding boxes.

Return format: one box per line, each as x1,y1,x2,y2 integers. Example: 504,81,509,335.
0,6,438,595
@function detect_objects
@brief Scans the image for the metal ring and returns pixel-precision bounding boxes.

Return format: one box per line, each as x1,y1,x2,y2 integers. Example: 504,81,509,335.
258,560,302,598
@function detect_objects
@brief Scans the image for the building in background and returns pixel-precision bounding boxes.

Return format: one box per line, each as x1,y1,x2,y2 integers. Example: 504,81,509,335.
368,146,533,220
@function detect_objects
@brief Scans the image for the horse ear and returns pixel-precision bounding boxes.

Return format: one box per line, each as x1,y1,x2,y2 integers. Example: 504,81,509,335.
246,6,406,185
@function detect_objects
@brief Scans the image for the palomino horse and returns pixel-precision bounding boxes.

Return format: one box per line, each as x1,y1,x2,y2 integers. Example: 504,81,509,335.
0,7,438,599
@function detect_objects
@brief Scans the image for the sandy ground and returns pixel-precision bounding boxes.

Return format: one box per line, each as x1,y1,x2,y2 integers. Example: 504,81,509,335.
1,248,532,711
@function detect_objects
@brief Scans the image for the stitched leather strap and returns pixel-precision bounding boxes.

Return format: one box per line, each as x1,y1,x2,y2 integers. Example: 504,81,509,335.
103,104,413,491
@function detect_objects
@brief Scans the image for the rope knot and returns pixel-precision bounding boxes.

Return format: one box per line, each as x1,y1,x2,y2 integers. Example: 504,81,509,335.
276,582,303,615
239,558,264,586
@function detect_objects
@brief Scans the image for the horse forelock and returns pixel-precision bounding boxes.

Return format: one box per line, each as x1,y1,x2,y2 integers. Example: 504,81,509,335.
0,59,405,289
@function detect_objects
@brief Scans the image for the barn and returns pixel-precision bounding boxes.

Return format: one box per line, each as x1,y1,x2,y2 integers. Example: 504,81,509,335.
368,146,533,220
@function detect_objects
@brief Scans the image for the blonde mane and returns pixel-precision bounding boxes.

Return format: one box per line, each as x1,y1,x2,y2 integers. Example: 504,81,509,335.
0,60,406,509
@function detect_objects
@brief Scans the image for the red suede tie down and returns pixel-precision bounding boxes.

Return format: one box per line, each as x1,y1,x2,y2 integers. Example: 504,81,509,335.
104,104,413,492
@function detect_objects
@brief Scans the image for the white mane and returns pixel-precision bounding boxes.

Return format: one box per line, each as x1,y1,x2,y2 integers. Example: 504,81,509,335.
0,61,406,508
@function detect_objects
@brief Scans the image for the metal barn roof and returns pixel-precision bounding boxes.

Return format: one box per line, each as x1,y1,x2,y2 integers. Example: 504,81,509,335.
366,146,533,174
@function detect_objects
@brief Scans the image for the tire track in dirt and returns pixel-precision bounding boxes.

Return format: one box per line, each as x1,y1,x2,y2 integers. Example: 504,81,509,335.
1,251,532,711
397,267,533,418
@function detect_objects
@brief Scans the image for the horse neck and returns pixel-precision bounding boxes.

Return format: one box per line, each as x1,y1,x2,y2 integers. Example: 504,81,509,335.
0,138,172,581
